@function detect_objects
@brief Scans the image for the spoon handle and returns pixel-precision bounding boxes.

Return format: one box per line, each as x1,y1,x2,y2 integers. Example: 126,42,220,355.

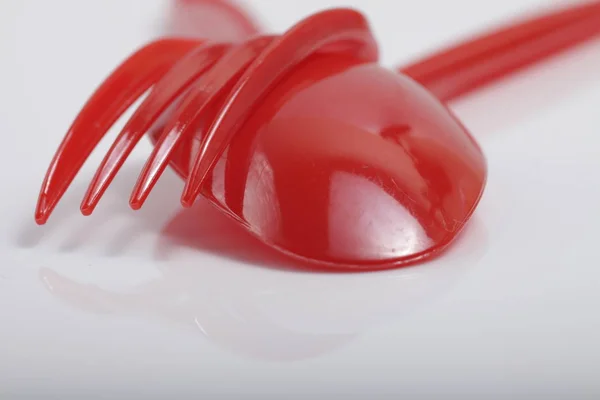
400,1,600,102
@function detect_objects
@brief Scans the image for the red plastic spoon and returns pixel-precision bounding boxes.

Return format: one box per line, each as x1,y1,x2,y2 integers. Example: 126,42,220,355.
35,0,600,270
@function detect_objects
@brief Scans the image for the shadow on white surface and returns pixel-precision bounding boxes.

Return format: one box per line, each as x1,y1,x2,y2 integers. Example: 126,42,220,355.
38,227,486,362
15,159,184,257
15,160,488,362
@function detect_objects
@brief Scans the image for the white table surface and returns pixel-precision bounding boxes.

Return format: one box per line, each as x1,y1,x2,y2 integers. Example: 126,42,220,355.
1,0,599,398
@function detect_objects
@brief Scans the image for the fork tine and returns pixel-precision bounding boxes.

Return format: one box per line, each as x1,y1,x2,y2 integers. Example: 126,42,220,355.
35,39,201,225
79,42,229,216
128,36,275,210
180,10,378,206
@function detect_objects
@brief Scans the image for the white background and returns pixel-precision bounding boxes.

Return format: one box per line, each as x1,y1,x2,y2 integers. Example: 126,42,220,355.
1,0,599,398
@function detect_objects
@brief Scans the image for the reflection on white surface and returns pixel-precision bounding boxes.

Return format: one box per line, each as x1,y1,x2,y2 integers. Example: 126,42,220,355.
36,185,485,362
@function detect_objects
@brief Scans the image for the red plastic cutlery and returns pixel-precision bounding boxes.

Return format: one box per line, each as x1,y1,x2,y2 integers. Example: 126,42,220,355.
35,0,600,270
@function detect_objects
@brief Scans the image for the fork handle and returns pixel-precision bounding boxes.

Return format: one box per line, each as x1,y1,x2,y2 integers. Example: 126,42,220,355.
166,1,600,103
400,1,600,102
168,1,600,103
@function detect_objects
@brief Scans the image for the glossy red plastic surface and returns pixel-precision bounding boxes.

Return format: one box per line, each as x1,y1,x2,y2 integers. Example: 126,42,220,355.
35,0,600,270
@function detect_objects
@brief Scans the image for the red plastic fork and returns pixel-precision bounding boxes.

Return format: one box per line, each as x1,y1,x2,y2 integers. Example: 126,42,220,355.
35,0,600,270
